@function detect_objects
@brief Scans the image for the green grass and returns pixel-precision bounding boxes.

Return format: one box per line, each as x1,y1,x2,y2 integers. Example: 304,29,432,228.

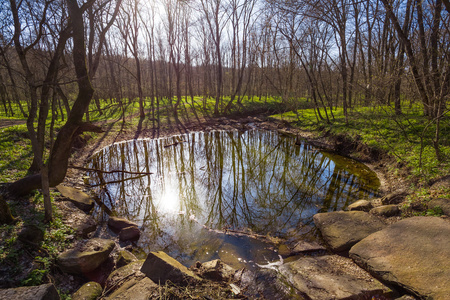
0,125,33,182
272,102,450,183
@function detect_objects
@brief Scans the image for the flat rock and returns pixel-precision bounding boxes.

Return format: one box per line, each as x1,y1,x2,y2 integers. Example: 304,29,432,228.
380,189,408,205
313,211,386,252
118,226,140,241
18,224,44,246
140,251,202,285
56,185,94,212
191,259,236,282
105,260,145,291
428,198,450,216
278,255,392,300
116,250,137,268
291,240,325,253
105,277,157,300
430,175,450,190
57,238,115,275
72,281,102,300
108,216,138,232
347,200,373,212
349,216,450,300
0,283,60,300
370,205,400,217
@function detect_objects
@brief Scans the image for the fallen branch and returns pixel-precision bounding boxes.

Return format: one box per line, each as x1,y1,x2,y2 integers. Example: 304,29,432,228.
69,165,153,175
164,140,186,148
89,174,146,187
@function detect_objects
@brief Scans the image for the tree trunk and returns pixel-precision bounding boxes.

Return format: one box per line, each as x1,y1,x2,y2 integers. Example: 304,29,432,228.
8,0,96,197
0,195,15,224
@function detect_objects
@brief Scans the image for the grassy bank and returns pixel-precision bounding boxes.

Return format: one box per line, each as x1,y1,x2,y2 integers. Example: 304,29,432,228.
271,103,450,184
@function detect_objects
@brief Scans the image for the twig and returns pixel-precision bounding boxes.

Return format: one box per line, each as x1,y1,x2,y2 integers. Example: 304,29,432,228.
89,175,146,187
68,165,153,175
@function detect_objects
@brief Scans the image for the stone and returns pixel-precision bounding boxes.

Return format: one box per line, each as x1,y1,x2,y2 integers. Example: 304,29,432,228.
430,175,450,190
380,189,408,205
313,211,386,252
57,238,115,275
105,277,158,300
291,240,326,253
428,198,450,216
140,251,202,285
56,185,95,212
116,250,137,268
370,205,400,217
105,260,145,291
108,216,138,232
349,216,450,300
118,226,140,242
72,281,102,300
347,200,373,212
18,224,44,246
0,283,60,300
192,259,236,282
278,255,392,300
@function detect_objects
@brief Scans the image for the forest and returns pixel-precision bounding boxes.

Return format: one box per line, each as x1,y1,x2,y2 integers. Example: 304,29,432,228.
0,0,449,299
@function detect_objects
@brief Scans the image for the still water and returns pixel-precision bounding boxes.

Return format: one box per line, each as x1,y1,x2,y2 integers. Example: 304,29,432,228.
87,129,380,268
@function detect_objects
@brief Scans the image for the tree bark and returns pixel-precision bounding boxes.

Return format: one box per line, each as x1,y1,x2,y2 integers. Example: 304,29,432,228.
7,0,96,197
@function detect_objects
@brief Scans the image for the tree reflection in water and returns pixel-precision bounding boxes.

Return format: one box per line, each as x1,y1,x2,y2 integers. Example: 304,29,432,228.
87,130,380,267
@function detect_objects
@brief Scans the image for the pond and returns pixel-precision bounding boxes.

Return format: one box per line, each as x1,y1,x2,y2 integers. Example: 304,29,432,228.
87,129,380,269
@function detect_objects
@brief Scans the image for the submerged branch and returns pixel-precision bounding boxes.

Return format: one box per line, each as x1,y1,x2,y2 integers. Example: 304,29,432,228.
68,165,153,176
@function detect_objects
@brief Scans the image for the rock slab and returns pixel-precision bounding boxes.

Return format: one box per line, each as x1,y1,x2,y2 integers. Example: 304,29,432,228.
140,251,202,285
313,211,386,252
57,238,115,274
428,198,450,216
347,200,373,212
105,260,145,291
370,205,400,217
349,216,450,300
0,283,60,300
56,185,95,212
106,277,157,300
192,259,236,282
278,255,391,300
72,281,102,300
108,216,138,231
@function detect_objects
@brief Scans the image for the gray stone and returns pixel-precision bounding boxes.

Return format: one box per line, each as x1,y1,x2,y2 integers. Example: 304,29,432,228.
18,224,44,246
350,216,450,300
118,226,140,241
347,200,373,212
105,260,144,291
0,283,60,300
428,198,450,216
381,189,408,205
140,251,202,285
313,211,386,252
105,277,157,300
108,216,138,232
72,281,102,300
278,255,392,300
192,259,236,282
291,240,325,253
370,205,400,217
57,238,115,274
116,250,137,268
56,185,95,212
430,175,450,190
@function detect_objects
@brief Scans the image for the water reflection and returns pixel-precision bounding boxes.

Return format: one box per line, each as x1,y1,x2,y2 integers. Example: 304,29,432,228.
87,130,380,267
